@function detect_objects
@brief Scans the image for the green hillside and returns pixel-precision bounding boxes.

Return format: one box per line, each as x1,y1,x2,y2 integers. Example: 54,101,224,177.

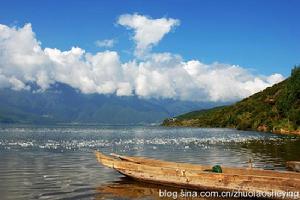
162,66,300,135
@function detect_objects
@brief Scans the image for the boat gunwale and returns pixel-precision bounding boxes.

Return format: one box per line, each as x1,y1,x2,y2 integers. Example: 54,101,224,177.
109,158,300,182
107,154,300,179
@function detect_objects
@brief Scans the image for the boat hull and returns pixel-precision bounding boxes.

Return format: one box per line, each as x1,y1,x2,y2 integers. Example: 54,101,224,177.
95,151,300,199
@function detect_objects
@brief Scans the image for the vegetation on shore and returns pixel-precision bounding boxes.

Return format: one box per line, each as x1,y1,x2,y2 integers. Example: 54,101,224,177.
163,66,300,135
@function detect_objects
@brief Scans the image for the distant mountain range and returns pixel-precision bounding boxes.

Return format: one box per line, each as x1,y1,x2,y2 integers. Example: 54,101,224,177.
0,83,224,125
163,66,300,135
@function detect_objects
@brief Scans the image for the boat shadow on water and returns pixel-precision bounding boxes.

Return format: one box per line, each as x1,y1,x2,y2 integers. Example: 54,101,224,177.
95,177,268,200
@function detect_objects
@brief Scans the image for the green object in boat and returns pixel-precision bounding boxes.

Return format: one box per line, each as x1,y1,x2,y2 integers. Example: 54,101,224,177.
212,165,222,173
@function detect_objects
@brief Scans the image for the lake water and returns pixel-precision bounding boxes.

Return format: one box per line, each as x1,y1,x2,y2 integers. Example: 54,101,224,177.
0,125,299,200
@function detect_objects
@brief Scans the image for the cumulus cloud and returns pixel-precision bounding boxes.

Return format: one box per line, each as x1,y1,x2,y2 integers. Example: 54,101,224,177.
95,39,115,48
0,21,285,102
117,13,180,57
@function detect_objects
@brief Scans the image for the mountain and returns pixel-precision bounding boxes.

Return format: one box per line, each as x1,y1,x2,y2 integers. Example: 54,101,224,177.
163,66,300,135
0,83,223,125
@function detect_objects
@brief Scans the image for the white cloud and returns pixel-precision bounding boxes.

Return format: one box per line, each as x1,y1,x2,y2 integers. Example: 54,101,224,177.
182,61,284,101
95,39,115,48
117,13,180,57
0,23,53,91
0,21,285,102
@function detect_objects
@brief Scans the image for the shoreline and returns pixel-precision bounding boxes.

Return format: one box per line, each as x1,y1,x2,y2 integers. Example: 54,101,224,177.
162,122,300,136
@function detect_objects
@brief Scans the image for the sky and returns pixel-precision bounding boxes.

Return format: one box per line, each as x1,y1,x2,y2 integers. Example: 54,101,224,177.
0,0,299,102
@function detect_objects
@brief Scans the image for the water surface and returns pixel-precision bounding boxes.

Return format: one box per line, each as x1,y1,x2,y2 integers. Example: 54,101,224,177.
0,125,299,199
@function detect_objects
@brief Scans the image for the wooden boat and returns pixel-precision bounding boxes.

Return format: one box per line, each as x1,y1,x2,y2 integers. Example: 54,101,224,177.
95,151,300,199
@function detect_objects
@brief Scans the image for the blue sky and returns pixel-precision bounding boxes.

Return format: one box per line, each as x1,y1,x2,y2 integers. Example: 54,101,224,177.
1,0,299,76
0,0,298,102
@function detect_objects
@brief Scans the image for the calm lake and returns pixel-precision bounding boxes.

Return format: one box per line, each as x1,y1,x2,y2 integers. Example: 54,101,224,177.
0,125,299,200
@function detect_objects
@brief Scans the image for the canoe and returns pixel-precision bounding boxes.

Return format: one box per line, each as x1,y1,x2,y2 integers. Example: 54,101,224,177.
95,151,300,199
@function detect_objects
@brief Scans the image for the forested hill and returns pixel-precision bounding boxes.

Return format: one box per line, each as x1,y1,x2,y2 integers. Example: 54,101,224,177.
163,66,300,135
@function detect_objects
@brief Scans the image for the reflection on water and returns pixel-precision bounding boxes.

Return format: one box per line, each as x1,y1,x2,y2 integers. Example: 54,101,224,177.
96,177,272,200
95,177,242,200
0,125,299,199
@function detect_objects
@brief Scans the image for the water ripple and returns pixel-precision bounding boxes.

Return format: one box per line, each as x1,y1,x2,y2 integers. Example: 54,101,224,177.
0,125,299,200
